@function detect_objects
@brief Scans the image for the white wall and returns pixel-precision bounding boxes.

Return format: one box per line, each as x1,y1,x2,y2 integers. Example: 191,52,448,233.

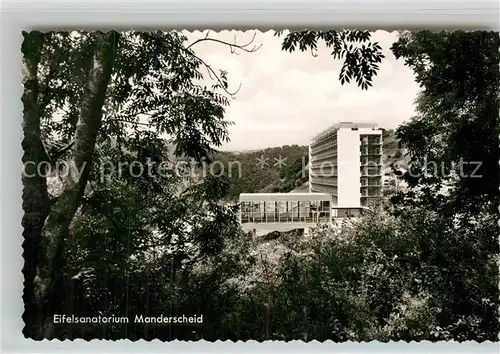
309,124,383,206
336,128,361,207
308,144,312,193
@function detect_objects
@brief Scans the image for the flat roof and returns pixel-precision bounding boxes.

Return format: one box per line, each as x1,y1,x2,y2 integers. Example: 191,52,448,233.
311,122,380,142
332,206,371,209
239,192,332,201
240,192,330,197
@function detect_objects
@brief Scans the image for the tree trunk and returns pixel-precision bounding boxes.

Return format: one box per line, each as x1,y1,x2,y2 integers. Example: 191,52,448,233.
21,31,50,339
32,31,120,339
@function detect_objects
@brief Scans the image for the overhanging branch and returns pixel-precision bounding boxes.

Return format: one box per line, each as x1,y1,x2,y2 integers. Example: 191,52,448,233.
190,53,242,97
184,31,262,97
186,31,262,53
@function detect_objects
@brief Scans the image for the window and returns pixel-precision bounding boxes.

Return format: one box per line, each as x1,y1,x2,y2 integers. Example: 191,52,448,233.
361,166,381,176
241,202,252,223
361,156,381,165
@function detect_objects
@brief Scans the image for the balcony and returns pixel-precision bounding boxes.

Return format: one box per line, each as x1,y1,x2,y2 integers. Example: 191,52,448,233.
311,154,337,164
311,144,336,156
310,176,337,187
361,188,382,197
311,164,337,172
360,136,382,146
361,183,382,188
361,193,382,198
361,149,382,156
312,148,337,158
310,183,338,196
311,133,337,148
360,168,382,176
360,158,382,166
361,141,382,146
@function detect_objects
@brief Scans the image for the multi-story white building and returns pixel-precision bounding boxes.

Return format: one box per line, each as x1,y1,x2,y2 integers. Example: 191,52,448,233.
308,122,383,217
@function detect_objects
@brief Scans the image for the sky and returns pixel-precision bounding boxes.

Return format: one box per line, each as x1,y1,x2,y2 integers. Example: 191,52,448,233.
183,30,421,152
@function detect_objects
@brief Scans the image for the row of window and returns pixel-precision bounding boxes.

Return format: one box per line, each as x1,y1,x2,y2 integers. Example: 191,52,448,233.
310,150,337,162
360,198,380,207
310,133,337,150
311,164,338,177
311,175,338,184
312,132,380,150
360,166,382,176
311,183,381,197
360,147,382,155
240,200,332,224
310,183,338,195
360,135,382,145
361,187,382,197
360,177,382,186
241,214,331,224
311,160,380,170
240,200,331,212
360,156,382,165
311,174,382,185
311,142,337,155
312,143,381,157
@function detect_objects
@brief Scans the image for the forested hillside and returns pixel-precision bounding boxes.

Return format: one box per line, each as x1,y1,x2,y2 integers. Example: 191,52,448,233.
215,129,405,200
215,145,309,200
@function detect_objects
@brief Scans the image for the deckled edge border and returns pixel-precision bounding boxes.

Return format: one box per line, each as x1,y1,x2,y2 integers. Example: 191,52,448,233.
2,0,500,352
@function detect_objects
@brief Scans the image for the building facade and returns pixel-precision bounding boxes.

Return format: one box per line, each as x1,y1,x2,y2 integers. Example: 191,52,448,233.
308,122,383,217
239,193,332,231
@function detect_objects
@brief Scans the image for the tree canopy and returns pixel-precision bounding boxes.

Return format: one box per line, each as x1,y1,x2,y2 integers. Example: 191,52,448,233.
276,30,384,90
21,30,240,338
391,30,499,214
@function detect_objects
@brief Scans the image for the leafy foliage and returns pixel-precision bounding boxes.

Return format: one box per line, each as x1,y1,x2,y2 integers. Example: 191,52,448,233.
387,30,500,339
22,30,239,338
154,204,498,342
277,30,384,90
390,30,500,214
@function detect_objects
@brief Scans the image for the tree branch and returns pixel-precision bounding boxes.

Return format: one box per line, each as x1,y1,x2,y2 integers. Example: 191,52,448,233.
186,31,262,53
184,31,261,97
190,53,242,97
112,119,150,126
